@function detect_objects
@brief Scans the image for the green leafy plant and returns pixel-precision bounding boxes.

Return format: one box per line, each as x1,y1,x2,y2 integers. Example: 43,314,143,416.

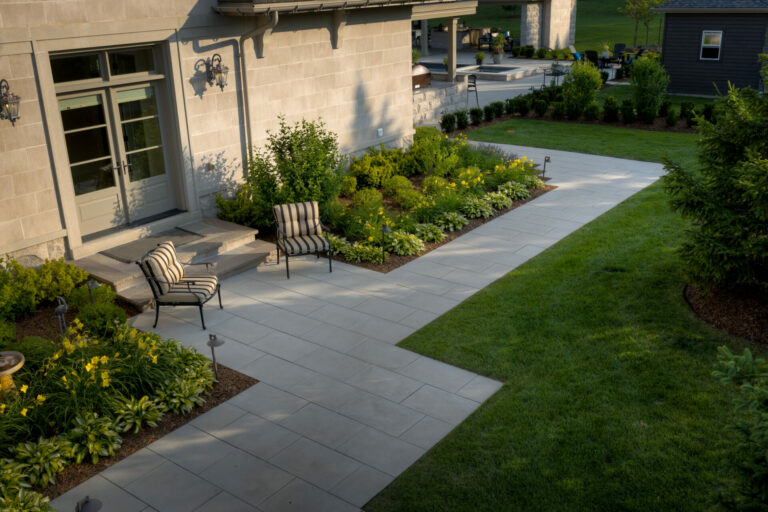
505,98,516,115
510,46,521,57
344,242,385,264
0,320,15,345
352,188,383,207
67,412,123,464
630,57,669,124
384,231,425,256
533,99,549,117
382,175,412,196
114,395,165,434
393,188,423,210
440,112,456,133
77,302,127,339
583,101,600,121
491,101,505,118
498,181,531,201
470,107,483,126
535,47,549,59
66,283,117,312
561,61,602,121
350,146,400,188
679,100,695,123
491,33,505,55
0,458,29,496
412,48,421,65
523,45,535,58
402,127,459,177
0,488,53,512
156,377,206,414
517,174,544,190
474,51,486,62
485,191,514,210
603,95,620,122
483,105,495,122
327,234,351,255
461,196,494,219
11,437,71,487
551,101,566,120
659,99,671,118
620,98,636,123
216,117,343,229
665,106,678,127
517,99,531,117
414,223,445,243
455,110,469,130
435,211,468,232
339,175,357,197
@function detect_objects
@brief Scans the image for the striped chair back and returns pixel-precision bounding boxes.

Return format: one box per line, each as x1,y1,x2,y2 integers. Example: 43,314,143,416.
273,202,322,238
139,241,184,296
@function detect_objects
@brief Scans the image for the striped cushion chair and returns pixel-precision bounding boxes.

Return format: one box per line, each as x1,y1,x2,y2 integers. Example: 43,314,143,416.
273,201,332,279
137,241,222,329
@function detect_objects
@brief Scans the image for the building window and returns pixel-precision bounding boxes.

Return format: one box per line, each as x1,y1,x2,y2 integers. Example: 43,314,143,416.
700,31,722,61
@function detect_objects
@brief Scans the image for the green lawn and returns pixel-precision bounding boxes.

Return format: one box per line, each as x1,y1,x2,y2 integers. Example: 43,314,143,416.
366,123,755,511
598,85,717,110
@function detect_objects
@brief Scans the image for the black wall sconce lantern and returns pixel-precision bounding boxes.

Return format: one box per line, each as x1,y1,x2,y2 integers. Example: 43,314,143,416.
206,54,229,91
0,79,21,126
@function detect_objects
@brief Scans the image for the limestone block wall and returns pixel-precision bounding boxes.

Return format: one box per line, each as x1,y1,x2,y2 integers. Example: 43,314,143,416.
521,3,542,48
413,79,469,126
520,0,576,50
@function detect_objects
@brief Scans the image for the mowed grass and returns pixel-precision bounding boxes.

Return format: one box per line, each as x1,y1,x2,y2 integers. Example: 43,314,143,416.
366,125,755,511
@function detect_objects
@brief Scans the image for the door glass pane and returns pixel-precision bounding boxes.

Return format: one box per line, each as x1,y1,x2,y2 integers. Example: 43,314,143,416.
123,118,162,151
109,48,155,75
51,54,101,83
127,147,165,182
60,95,106,131
64,128,111,163
117,87,157,120
71,159,115,195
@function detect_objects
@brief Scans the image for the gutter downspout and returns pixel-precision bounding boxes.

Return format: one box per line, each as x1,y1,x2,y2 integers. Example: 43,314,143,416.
239,11,279,162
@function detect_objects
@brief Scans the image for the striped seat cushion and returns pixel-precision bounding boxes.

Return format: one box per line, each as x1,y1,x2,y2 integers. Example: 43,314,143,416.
273,202,322,238
141,241,184,295
160,276,218,304
281,234,329,255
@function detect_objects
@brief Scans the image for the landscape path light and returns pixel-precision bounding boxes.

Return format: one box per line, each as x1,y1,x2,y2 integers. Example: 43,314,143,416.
380,224,392,262
87,279,101,304
75,495,102,511
54,296,68,338
207,334,225,380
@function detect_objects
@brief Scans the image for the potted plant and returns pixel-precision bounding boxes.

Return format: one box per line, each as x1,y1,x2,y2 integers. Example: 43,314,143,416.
491,34,505,64
601,42,611,59
475,52,486,65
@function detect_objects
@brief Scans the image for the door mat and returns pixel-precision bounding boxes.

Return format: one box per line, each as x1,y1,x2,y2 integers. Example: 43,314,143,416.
100,228,203,264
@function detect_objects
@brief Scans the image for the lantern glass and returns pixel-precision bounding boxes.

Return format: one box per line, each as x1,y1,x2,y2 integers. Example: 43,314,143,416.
215,65,229,89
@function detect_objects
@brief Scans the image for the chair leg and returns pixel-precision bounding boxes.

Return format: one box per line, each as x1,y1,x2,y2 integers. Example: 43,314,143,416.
328,249,332,273
199,304,206,330
285,254,290,279
153,304,160,328
217,284,222,309
276,244,280,264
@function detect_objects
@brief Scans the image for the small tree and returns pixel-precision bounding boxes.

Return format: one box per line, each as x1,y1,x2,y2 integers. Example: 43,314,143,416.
630,58,669,122
663,58,768,290
561,61,603,120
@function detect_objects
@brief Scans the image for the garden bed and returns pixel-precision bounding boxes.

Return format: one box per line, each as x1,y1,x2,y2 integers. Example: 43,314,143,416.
685,284,768,345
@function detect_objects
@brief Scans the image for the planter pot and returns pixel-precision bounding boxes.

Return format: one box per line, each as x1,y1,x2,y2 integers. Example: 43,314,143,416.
476,59,483,65
492,54,502,64
601,51,610,58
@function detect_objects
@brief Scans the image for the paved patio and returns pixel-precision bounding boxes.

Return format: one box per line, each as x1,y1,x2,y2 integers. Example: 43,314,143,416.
51,145,663,512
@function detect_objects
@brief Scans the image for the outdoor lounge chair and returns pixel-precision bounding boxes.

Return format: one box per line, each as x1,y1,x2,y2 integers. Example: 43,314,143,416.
273,201,332,279
610,44,626,65
568,45,583,62
585,50,600,68
137,241,222,329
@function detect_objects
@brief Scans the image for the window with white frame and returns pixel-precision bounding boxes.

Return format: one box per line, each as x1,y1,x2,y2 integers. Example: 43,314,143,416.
700,30,722,60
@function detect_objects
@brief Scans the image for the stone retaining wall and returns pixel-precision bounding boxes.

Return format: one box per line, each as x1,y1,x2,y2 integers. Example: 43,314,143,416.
413,79,469,126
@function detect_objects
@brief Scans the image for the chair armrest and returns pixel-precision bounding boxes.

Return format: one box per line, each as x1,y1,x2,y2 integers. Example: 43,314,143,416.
318,220,331,233
183,262,215,275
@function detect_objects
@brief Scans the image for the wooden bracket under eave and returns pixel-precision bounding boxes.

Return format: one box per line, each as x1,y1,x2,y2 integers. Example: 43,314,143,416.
332,10,347,49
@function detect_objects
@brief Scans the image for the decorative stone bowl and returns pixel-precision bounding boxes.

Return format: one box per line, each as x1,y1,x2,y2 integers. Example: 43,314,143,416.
0,351,25,395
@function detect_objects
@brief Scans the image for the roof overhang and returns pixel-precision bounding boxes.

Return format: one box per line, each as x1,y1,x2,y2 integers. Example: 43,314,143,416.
215,0,477,16
653,7,768,12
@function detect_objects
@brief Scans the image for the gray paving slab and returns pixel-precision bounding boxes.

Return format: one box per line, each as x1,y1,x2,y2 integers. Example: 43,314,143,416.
52,475,148,512
55,145,662,511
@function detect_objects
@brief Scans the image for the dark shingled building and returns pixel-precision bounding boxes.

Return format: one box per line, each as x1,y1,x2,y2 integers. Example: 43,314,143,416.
655,0,768,95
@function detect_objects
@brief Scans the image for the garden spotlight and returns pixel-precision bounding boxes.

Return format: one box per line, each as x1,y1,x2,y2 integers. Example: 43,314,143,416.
207,334,225,380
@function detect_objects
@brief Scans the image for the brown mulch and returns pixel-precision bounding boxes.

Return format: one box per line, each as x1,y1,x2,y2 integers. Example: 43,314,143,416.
684,284,768,344
40,364,257,499
339,184,555,273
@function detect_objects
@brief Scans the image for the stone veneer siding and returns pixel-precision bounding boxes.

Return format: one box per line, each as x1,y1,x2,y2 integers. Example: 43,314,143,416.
412,79,469,126
0,0,415,259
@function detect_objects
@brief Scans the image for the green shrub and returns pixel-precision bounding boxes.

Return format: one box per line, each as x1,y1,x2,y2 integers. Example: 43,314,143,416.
561,61,602,122
0,488,53,512
344,243,385,264
453,166,487,195
384,231,425,256
583,101,600,121
455,110,469,130
535,47,549,59
551,101,566,120
326,234,350,255
491,101,505,118
603,96,620,122
0,320,14,345
350,146,399,188
518,174,544,189
663,81,768,289
523,45,535,58
114,395,165,434
352,188,383,206
67,412,122,464
620,99,636,123
630,58,669,123
485,191,514,210
339,175,357,197
665,106,678,127
393,189,422,210
11,437,71,487
77,302,127,339
702,103,715,122
483,105,494,122
517,98,531,117
600,71,609,84
659,99,671,118
533,99,549,117
510,46,522,57
435,211,468,232
440,112,456,133
216,117,343,229
156,377,206,415
412,49,421,65
414,223,445,243
382,175,413,196
461,196,494,219
504,98,516,115
66,283,117,312
35,260,89,304
498,181,531,200
421,176,449,195
469,107,483,125
679,101,695,121
402,127,460,177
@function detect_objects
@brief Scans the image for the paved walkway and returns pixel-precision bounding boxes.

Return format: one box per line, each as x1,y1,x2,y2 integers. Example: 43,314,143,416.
51,146,663,512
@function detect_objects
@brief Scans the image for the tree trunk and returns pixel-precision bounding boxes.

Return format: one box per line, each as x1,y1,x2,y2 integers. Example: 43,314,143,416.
644,21,650,48
633,19,639,48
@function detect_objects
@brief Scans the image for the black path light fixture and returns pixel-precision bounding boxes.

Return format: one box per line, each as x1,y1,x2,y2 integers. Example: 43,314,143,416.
54,296,68,338
75,495,102,512
207,334,225,380
206,54,229,91
0,79,21,126
86,279,101,305
380,224,392,262
542,155,551,178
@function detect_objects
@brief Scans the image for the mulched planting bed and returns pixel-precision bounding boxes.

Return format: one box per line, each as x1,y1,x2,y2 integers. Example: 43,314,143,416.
685,284,768,344
334,183,555,273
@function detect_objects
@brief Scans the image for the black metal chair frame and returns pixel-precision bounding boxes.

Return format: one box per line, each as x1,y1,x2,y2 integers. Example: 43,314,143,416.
467,74,479,109
136,248,222,330
273,211,333,279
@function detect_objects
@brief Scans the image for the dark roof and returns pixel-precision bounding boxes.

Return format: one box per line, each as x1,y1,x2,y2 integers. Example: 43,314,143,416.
655,0,768,11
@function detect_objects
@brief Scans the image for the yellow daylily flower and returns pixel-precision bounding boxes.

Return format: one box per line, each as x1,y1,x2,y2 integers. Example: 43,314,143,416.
36,395,46,404
20,408,27,416
19,385,28,394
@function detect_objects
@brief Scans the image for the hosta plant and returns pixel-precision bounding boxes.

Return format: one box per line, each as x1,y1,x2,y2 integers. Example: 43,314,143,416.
435,212,468,232
114,395,165,434
0,458,29,495
384,231,425,256
414,223,445,243
67,412,123,464
498,181,530,201
327,234,350,256
461,197,494,219
11,437,71,487
518,174,544,189
0,489,53,512
485,191,514,210
156,377,207,415
344,243,385,264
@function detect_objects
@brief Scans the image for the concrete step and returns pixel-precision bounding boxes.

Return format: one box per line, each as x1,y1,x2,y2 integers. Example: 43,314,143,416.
119,240,277,311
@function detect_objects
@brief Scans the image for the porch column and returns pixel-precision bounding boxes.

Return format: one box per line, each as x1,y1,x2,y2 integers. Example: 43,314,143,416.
420,20,429,56
447,16,457,82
